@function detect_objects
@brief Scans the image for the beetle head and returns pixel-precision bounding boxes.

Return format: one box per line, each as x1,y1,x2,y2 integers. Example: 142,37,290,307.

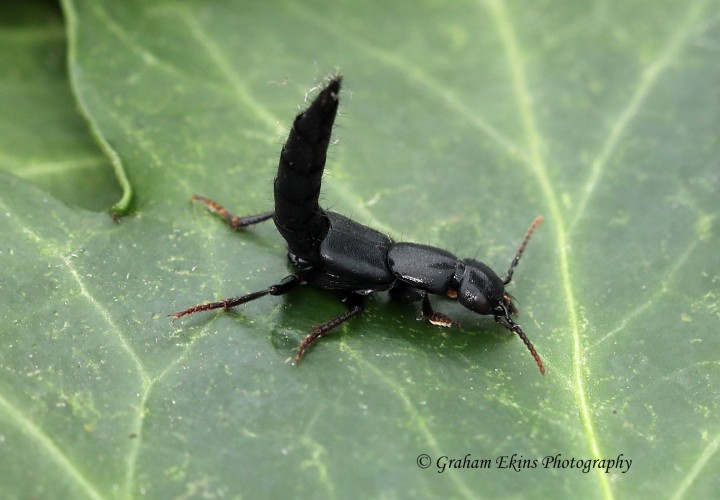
456,259,506,316
458,216,545,375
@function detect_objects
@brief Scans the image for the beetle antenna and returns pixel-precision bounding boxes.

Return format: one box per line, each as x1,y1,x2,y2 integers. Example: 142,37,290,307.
503,215,544,285
499,308,545,375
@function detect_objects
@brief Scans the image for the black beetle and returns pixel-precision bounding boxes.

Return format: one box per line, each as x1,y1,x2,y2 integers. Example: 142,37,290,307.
173,75,545,375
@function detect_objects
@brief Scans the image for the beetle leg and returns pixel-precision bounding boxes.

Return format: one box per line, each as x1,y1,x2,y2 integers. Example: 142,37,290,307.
171,273,304,319
294,293,365,361
422,294,461,328
191,194,274,230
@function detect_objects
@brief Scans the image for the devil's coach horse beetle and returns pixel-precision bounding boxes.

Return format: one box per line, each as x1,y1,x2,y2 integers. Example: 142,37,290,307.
173,75,545,375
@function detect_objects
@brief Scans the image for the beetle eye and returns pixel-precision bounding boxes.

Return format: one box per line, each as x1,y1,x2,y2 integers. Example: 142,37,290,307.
457,268,496,315
459,288,490,314
473,294,490,314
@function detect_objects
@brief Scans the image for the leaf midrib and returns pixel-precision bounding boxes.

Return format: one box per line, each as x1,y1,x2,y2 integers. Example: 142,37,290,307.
486,1,713,500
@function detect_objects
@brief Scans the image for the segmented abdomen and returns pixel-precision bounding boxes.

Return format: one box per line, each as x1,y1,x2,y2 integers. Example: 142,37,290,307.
273,77,341,264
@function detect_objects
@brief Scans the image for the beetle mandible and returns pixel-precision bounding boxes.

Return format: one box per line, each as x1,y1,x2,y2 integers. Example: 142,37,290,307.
173,75,545,375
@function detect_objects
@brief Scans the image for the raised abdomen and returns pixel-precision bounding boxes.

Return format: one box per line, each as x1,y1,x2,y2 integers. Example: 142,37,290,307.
273,77,341,264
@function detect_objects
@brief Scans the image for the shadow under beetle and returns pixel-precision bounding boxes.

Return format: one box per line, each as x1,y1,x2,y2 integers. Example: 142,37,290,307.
173,75,545,375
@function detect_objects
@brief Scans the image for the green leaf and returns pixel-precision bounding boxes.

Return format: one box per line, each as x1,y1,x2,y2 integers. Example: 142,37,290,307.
0,2,123,212
1,0,719,498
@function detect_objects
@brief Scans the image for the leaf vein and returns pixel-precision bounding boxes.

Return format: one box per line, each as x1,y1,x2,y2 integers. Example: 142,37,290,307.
287,1,532,168
61,254,150,381
568,0,711,234
0,392,104,500
340,341,477,500
671,431,720,500
483,0,613,497
170,7,284,135
592,238,698,348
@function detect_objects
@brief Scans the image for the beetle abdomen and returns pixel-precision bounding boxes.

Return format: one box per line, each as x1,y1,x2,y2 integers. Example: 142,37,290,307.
273,77,342,264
